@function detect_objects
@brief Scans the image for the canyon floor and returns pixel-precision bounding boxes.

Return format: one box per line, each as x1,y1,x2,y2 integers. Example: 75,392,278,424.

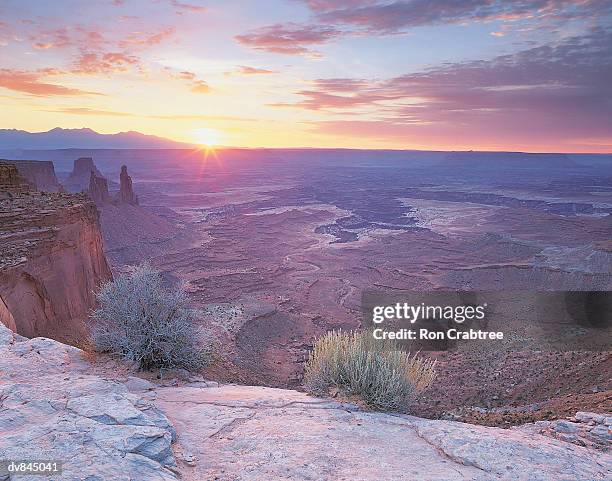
13,148,612,426
1,323,610,481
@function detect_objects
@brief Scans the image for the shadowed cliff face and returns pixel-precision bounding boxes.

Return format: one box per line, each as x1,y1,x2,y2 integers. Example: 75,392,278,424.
88,171,110,205
0,161,33,191
3,159,64,192
0,189,112,344
0,297,16,331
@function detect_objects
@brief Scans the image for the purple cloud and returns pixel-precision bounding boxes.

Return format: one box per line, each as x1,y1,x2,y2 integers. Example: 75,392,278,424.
170,0,206,13
283,28,612,147
304,0,612,33
235,22,341,55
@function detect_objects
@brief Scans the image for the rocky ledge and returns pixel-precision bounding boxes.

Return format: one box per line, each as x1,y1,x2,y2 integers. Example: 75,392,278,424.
0,323,610,481
517,412,611,451
0,325,177,481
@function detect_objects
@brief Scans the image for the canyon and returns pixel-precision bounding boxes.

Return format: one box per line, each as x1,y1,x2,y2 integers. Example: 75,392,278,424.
1,151,611,415
2,150,610,421
0,150,610,479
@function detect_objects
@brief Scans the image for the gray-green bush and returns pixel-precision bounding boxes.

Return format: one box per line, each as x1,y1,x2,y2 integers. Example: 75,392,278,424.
88,263,207,371
304,330,436,410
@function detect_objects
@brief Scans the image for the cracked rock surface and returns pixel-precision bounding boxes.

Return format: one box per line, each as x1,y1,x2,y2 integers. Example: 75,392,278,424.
515,412,612,451
0,324,178,481
1,322,610,480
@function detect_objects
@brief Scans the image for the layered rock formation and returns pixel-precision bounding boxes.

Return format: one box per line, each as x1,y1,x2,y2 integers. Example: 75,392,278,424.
117,164,138,205
0,321,610,481
0,161,32,192
0,189,112,343
64,157,104,192
4,159,64,192
156,385,611,480
88,171,110,205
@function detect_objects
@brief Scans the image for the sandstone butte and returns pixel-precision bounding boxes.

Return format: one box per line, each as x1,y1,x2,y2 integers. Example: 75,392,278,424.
64,157,105,193
0,161,611,481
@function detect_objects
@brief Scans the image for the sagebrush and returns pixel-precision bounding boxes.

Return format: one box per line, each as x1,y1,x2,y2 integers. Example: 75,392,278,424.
304,330,436,410
89,263,208,371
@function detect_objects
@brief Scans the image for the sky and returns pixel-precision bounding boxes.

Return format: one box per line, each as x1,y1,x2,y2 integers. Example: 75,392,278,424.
0,0,611,152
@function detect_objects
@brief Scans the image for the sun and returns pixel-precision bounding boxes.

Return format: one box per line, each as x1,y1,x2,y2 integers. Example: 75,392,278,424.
192,127,221,147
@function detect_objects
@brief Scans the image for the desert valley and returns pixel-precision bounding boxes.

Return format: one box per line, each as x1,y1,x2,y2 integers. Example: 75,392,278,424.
0,134,610,479
2,144,611,411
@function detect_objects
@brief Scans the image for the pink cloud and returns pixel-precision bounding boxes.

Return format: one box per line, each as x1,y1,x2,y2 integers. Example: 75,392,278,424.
271,85,401,110
0,69,99,96
28,27,71,50
20,22,175,80
118,27,175,48
191,80,211,93
169,70,211,93
45,107,133,116
72,52,139,74
231,65,277,75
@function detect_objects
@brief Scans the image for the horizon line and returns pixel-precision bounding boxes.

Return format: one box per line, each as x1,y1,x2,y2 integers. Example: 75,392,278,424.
2,128,611,156
3,147,611,156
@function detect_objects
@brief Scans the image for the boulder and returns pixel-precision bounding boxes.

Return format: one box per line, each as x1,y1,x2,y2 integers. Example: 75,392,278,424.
517,412,612,451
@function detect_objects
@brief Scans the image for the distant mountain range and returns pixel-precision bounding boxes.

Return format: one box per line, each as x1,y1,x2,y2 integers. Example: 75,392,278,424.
0,128,194,149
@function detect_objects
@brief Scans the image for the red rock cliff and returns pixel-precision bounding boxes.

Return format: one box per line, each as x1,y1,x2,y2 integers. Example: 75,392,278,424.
0,161,33,191
4,159,64,192
0,190,112,344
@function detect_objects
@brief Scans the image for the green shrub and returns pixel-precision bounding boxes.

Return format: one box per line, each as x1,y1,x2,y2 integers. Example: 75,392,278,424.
88,263,208,371
304,330,436,410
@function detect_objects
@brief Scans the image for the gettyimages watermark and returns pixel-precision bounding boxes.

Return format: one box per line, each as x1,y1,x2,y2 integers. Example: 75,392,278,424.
362,291,611,351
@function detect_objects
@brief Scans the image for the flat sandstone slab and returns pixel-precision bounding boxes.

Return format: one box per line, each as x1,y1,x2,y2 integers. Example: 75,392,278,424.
156,384,611,481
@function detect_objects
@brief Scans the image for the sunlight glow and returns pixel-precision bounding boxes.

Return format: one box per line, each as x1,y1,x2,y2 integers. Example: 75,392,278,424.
192,128,222,147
